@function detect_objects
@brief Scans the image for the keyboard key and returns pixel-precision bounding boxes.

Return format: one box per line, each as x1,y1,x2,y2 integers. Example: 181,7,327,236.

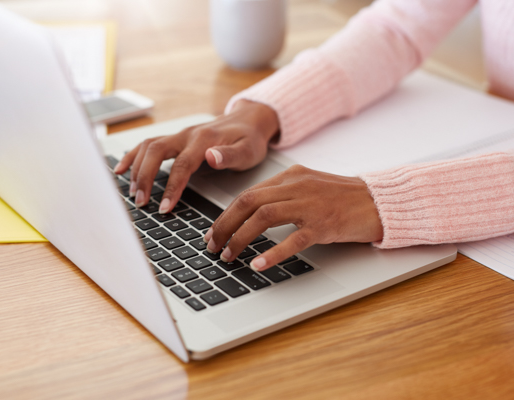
164,219,188,232
177,228,201,241
278,255,298,265
203,250,221,261
233,268,271,290
185,297,206,311
190,238,208,251
152,193,163,202
217,259,244,271
178,209,200,221
118,185,130,197
186,255,212,270
154,170,169,181
122,170,131,180
253,240,276,254
135,218,159,231
146,248,171,262
172,246,198,260
172,201,188,213
190,218,212,230
259,266,291,283
157,274,175,287
237,247,257,259
140,201,160,214
150,185,163,196
152,265,162,275
141,237,157,250
200,290,228,306
172,268,198,283
159,237,185,250
244,256,256,266
200,266,227,281
135,230,145,239
124,201,135,211
152,212,176,223
215,277,250,298
129,210,146,221
158,257,184,272
155,178,168,188
283,260,314,276
105,155,119,170
186,278,213,294
170,286,190,299
250,235,267,245
180,188,223,220
147,227,172,240
115,177,129,188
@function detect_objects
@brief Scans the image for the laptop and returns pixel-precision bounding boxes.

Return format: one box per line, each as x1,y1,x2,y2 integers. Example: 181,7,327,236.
0,8,456,362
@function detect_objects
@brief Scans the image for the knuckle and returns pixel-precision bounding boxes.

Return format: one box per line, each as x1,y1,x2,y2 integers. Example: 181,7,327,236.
142,138,154,148
256,204,276,223
293,230,312,249
235,190,256,211
172,156,192,173
147,141,164,155
289,164,309,174
192,126,217,143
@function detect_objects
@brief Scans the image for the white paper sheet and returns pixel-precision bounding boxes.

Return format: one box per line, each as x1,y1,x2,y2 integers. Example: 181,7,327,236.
459,236,514,280
280,71,514,177
280,71,514,279
46,25,106,101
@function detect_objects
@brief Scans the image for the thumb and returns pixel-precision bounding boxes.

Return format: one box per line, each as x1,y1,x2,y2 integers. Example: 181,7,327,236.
205,140,266,171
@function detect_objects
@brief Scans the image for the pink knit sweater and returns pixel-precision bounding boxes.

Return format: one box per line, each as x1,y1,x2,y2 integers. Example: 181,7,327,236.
226,0,514,249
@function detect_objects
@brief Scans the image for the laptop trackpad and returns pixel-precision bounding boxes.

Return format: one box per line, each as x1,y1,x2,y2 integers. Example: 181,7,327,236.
206,271,344,333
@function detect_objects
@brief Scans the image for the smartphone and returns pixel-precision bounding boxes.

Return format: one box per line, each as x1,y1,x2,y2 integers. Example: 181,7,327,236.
84,89,154,125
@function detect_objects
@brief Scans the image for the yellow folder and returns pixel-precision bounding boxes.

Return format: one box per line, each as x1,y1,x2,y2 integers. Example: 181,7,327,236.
0,199,47,243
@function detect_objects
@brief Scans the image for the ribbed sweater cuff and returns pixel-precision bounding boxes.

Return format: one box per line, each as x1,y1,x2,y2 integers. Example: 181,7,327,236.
360,152,514,249
225,49,356,149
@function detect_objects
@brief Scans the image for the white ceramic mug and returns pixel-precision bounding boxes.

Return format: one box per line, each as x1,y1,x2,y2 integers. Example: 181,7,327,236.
210,0,286,70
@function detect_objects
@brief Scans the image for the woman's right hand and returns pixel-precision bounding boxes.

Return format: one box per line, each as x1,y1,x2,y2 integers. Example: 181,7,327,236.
114,100,280,213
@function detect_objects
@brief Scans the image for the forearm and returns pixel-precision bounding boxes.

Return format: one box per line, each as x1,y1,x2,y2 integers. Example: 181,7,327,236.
360,152,514,249
226,0,477,149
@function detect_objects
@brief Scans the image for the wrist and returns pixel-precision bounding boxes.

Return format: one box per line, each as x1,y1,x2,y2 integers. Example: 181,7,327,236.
232,99,280,144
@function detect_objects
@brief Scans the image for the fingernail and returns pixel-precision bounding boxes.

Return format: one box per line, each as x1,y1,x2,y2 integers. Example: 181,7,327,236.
207,238,217,253
129,182,137,197
210,149,223,166
113,162,122,173
135,190,145,207
220,247,232,262
159,198,171,214
203,228,213,243
250,257,266,271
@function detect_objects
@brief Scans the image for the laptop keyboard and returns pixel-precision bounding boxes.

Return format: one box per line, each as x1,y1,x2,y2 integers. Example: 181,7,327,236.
106,155,315,312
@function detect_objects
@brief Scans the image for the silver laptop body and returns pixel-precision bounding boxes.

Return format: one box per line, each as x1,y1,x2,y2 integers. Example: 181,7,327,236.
0,8,456,361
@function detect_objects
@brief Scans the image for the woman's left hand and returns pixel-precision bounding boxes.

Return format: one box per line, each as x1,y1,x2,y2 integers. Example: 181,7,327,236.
204,165,384,271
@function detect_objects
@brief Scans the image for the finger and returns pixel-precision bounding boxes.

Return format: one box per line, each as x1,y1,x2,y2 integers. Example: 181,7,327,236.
206,186,294,254
129,138,155,192
205,138,266,171
113,144,140,175
134,138,180,207
218,201,296,262
159,148,207,213
250,229,314,272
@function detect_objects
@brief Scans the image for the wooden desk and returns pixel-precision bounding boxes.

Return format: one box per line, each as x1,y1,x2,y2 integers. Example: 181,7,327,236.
1,1,513,398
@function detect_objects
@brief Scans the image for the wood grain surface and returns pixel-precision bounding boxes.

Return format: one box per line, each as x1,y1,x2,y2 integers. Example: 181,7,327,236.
1,1,513,399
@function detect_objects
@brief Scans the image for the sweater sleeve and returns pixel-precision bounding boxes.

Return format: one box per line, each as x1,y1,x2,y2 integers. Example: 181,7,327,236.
225,0,477,149
360,152,514,249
